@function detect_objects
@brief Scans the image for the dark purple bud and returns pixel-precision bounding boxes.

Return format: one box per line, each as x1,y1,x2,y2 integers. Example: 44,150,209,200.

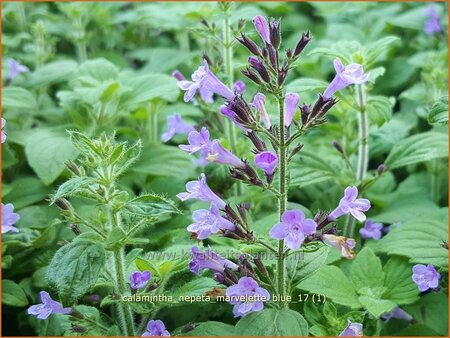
301,104,311,126
286,48,293,59
65,161,80,176
262,47,269,59
237,33,261,56
441,240,449,250
223,268,239,284
269,19,281,49
248,56,271,83
202,52,212,66
172,70,186,82
241,68,263,85
247,131,267,152
288,143,304,160
223,230,243,240
253,255,270,278
225,204,241,224
252,16,271,44
239,254,257,278
70,308,85,320
332,140,345,155
55,198,71,211
72,324,87,333
214,272,225,284
70,223,81,236
293,31,311,58
267,44,278,69
278,69,287,86
237,203,249,225
90,294,101,302
200,18,210,28
311,95,337,119
377,164,386,175
181,324,197,334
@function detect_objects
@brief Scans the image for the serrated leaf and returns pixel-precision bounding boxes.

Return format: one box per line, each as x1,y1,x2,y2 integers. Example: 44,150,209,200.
124,194,180,218
351,248,385,291
51,176,98,202
382,256,419,304
428,96,448,126
366,95,394,126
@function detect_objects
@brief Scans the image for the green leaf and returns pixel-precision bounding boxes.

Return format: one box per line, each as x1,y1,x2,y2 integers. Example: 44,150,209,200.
285,78,328,94
309,324,330,336
298,265,361,308
385,132,448,170
362,36,400,67
169,277,219,299
6,177,52,209
290,246,330,284
358,294,396,318
47,240,106,303
351,247,384,291
382,256,419,305
428,96,448,126
366,95,394,126
25,129,79,185
2,279,28,307
124,193,180,218
2,86,38,111
234,308,308,336
121,73,179,105
51,176,98,202
78,58,119,84
376,219,448,268
185,321,235,336
27,60,78,87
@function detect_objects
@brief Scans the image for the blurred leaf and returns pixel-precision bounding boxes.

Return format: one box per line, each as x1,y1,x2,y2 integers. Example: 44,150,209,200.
351,248,384,291
124,194,180,218
2,86,37,111
285,78,328,94
6,177,52,209
382,256,419,305
27,60,78,87
427,96,448,126
185,321,235,336
366,95,394,126
2,279,28,307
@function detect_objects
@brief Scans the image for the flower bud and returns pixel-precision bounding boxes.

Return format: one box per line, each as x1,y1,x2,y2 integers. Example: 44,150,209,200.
377,164,386,175
284,93,300,127
269,19,281,49
237,33,261,56
267,44,278,69
55,198,71,211
247,131,267,152
288,143,304,160
70,223,81,236
248,56,270,83
72,324,87,333
65,161,80,176
253,255,270,278
252,15,271,44
301,104,311,126
332,140,345,155
293,31,311,58
241,68,263,85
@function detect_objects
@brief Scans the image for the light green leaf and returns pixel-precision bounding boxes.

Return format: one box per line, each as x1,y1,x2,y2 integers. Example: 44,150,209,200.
124,194,180,218
351,248,384,291
382,256,419,305
6,177,52,209
428,96,448,126
51,176,98,202
169,277,219,299
2,280,28,307
2,86,38,111
362,36,400,67
366,95,394,126
358,294,396,318
27,60,78,87
121,73,179,105
291,245,330,284
285,78,328,94
234,308,308,336
385,132,448,169
185,322,235,336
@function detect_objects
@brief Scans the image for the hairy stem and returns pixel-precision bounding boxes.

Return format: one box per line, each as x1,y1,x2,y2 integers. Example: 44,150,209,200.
344,84,368,237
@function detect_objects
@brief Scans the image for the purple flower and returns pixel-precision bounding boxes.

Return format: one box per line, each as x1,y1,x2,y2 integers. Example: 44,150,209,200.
8,59,29,81
27,291,72,320
142,320,170,337
252,16,271,44
328,186,371,222
254,151,278,176
1,118,6,143
322,234,356,259
269,210,317,250
382,221,401,234
206,140,246,168
284,93,300,127
179,127,212,153
173,70,213,103
412,264,440,292
424,5,443,35
220,105,250,133
234,81,246,95
2,203,20,234
252,93,271,129
189,246,238,275
323,58,369,99
161,113,195,142
381,307,413,322
177,173,226,209
187,204,236,240
225,277,270,317
359,219,383,240
339,320,363,337
177,60,234,102
130,271,151,290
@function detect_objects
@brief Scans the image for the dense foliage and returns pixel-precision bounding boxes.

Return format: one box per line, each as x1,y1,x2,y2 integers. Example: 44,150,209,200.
1,2,448,337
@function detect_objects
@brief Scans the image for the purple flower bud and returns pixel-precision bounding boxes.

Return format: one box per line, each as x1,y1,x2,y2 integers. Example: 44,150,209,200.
242,68,263,85
237,33,261,56
293,32,311,58
381,307,413,322
252,16,271,44
269,19,281,49
2,118,7,143
2,203,20,234
270,210,317,250
28,291,72,320
328,186,371,222
251,93,271,129
233,81,246,95
284,93,300,127
322,234,356,259
187,204,236,240
161,113,196,142
171,70,186,82
323,58,369,99
254,151,278,176
8,59,29,81
359,219,383,240
339,320,363,337
412,264,440,292
189,246,238,275
248,56,270,83
220,105,249,133
177,173,226,209
177,60,234,102
130,271,151,290
424,5,443,35
225,277,270,317
214,272,226,284
142,320,170,337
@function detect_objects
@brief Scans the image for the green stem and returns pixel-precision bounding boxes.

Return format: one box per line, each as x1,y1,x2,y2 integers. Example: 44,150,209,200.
344,84,368,238
222,7,242,196
277,95,287,306
430,159,441,204
76,40,87,63
147,103,159,144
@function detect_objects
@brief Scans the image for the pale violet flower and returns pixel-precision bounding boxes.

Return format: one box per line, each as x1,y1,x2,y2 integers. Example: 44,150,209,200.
187,204,235,240
225,276,270,317
142,320,170,337
424,5,443,35
359,219,383,240
2,203,20,234
172,70,213,103
233,81,246,95
177,173,226,209
1,118,6,143
252,93,271,129
27,291,72,320
130,271,151,290
252,16,271,44
189,246,238,275
254,151,278,176
412,264,440,292
161,113,195,142
381,307,413,322
339,320,363,337
284,93,300,127
328,186,371,222
8,59,29,81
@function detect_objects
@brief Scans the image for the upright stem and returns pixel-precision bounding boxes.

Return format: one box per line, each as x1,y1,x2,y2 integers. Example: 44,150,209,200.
344,84,368,237
277,95,287,305
222,7,242,195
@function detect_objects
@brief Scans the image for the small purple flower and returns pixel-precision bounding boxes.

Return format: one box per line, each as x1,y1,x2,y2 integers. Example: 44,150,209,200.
252,93,271,129
381,307,413,322
27,291,72,320
179,127,212,153
189,246,238,275
234,81,246,95
359,219,383,240
254,151,278,176
225,276,270,317
322,234,356,259
177,60,234,102
412,264,440,292
8,59,29,81
284,93,300,127
252,16,271,44
130,271,151,290
2,203,20,234
269,210,317,250
1,118,6,143
161,113,195,142
173,70,213,103
424,5,443,35
142,320,170,337
177,173,226,209
339,320,363,337
206,140,246,168
220,105,250,133
328,186,371,222
187,204,236,240
323,58,369,99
